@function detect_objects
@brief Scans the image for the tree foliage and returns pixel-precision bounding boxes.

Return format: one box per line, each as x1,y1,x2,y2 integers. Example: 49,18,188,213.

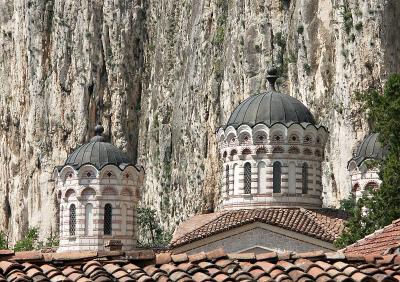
0,231,8,250
14,228,40,251
137,207,172,248
335,74,400,247
12,228,59,251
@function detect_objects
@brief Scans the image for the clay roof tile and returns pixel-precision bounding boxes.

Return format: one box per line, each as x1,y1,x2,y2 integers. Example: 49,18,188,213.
156,253,172,265
171,253,188,263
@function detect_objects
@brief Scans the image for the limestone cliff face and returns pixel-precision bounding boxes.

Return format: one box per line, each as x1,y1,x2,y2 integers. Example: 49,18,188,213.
0,0,399,241
0,0,144,241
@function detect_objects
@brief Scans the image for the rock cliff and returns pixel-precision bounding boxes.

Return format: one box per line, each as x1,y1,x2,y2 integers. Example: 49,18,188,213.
0,0,399,241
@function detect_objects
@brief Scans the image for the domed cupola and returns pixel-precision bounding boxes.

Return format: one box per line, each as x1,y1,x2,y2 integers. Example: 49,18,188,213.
216,69,329,210
225,70,316,128
54,125,145,252
348,133,388,169
64,125,132,170
348,133,388,200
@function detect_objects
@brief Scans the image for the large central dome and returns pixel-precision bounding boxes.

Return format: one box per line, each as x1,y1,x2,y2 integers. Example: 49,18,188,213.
226,91,316,128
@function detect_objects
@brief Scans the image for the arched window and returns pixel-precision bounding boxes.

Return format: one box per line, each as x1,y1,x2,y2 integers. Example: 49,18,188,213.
365,182,379,192
225,165,230,195
233,164,240,195
244,162,252,194
273,162,281,193
69,204,76,236
302,163,308,194
258,162,267,193
85,204,93,236
104,204,113,235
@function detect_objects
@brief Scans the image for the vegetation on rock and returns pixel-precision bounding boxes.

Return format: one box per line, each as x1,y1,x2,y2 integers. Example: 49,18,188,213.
137,207,172,248
335,74,400,247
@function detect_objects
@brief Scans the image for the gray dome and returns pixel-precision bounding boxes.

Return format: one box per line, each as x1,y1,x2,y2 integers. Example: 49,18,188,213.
225,91,316,128
349,133,388,168
63,125,132,170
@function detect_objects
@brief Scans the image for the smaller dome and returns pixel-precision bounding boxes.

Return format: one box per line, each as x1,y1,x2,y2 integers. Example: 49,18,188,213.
349,133,388,168
62,125,132,170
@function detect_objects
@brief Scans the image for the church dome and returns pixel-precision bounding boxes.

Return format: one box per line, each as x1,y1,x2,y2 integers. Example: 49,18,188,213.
225,69,316,128
349,133,388,168
63,125,132,170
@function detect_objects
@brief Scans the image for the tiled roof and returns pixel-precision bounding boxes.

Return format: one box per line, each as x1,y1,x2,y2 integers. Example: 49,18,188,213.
343,219,400,256
1,249,400,281
171,208,348,248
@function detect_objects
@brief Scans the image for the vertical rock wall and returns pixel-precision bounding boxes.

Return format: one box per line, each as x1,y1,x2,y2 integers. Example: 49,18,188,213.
0,0,399,241
0,0,144,241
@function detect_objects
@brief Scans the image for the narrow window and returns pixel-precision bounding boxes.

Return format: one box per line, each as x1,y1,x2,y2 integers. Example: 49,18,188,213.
85,204,93,236
225,165,230,195
104,204,113,235
273,162,281,193
244,162,252,194
69,204,76,236
302,162,308,194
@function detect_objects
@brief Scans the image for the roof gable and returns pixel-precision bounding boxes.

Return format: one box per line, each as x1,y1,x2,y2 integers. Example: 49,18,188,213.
171,208,348,248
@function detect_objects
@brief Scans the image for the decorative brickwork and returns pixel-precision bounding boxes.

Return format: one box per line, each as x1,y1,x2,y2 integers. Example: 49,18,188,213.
217,123,328,210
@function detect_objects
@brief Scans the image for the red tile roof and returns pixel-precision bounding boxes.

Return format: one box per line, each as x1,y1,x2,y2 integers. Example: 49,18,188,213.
343,219,400,256
171,208,348,248
0,249,399,281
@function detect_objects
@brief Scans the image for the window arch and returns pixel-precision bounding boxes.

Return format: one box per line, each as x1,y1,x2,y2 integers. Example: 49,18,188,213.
352,183,360,193
365,181,379,192
225,165,230,195
256,147,267,155
104,204,113,235
302,163,308,194
244,162,252,194
69,204,76,236
273,162,282,193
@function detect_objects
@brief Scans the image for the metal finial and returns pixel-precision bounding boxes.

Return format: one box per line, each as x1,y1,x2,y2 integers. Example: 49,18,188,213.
266,67,278,91
94,124,104,136
91,124,106,142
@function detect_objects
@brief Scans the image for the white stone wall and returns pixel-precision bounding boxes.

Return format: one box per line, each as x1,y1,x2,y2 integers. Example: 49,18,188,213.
217,123,328,209
185,227,334,255
56,164,144,252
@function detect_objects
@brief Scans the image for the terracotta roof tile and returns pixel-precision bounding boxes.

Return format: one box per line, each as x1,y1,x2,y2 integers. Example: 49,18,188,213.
343,219,400,256
171,208,348,248
0,249,399,281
